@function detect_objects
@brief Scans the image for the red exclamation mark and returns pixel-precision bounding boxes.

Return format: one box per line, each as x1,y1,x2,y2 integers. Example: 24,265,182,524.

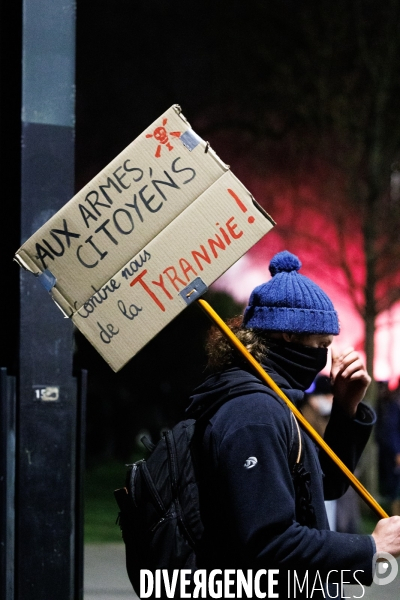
227,188,255,223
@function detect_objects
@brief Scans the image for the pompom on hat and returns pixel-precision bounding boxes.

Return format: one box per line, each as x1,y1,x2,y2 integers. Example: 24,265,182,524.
242,250,340,335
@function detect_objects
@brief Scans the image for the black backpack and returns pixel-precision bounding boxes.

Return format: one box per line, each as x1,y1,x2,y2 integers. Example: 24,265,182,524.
114,419,201,595
114,402,303,597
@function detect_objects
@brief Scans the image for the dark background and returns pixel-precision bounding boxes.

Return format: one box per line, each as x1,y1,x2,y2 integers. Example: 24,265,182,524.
3,0,400,465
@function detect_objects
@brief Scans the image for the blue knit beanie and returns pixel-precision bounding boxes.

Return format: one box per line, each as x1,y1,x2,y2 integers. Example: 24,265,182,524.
242,251,339,335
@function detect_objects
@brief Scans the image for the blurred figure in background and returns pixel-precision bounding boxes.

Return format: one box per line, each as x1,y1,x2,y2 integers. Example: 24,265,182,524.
303,375,361,533
376,380,400,516
302,375,333,436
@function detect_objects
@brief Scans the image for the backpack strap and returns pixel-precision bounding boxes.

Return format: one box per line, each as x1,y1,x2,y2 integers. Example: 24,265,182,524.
290,414,317,527
164,426,199,548
288,412,302,472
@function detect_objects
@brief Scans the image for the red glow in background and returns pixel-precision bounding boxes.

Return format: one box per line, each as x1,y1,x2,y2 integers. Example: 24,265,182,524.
212,162,400,386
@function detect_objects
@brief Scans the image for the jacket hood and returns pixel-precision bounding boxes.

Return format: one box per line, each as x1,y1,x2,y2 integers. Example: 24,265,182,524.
186,363,302,420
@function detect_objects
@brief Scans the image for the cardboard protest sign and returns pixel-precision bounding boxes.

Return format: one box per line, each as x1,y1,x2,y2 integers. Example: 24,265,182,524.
15,106,275,371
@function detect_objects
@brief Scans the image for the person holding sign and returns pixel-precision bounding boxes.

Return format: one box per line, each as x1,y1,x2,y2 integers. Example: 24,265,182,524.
187,250,400,598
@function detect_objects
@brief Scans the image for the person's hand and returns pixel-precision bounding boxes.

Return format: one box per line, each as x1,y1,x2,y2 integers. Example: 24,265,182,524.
330,347,371,418
372,516,400,558
395,453,400,469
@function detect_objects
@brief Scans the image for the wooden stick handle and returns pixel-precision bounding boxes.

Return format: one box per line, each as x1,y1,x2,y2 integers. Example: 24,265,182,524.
197,298,388,520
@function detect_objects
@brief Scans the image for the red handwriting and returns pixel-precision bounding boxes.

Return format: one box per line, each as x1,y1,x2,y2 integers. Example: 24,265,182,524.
227,188,255,224
130,270,166,312
130,215,244,311
146,118,181,158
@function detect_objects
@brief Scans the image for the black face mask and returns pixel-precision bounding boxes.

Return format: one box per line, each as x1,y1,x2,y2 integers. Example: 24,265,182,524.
263,340,328,392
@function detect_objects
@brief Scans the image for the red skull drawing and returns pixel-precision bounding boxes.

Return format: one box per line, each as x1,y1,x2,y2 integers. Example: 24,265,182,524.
146,118,181,158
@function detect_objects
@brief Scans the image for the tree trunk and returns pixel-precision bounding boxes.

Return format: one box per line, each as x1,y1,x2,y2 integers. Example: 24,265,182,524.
362,200,379,499
363,199,377,397
364,311,377,404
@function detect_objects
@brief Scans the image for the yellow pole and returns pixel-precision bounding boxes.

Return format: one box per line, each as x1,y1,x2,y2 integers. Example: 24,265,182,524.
197,298,388,520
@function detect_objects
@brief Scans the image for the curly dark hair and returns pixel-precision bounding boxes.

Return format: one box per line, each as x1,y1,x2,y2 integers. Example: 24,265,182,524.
205,316,269,372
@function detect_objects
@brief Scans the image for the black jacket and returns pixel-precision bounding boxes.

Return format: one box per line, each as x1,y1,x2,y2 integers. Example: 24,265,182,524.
187,363,376,598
